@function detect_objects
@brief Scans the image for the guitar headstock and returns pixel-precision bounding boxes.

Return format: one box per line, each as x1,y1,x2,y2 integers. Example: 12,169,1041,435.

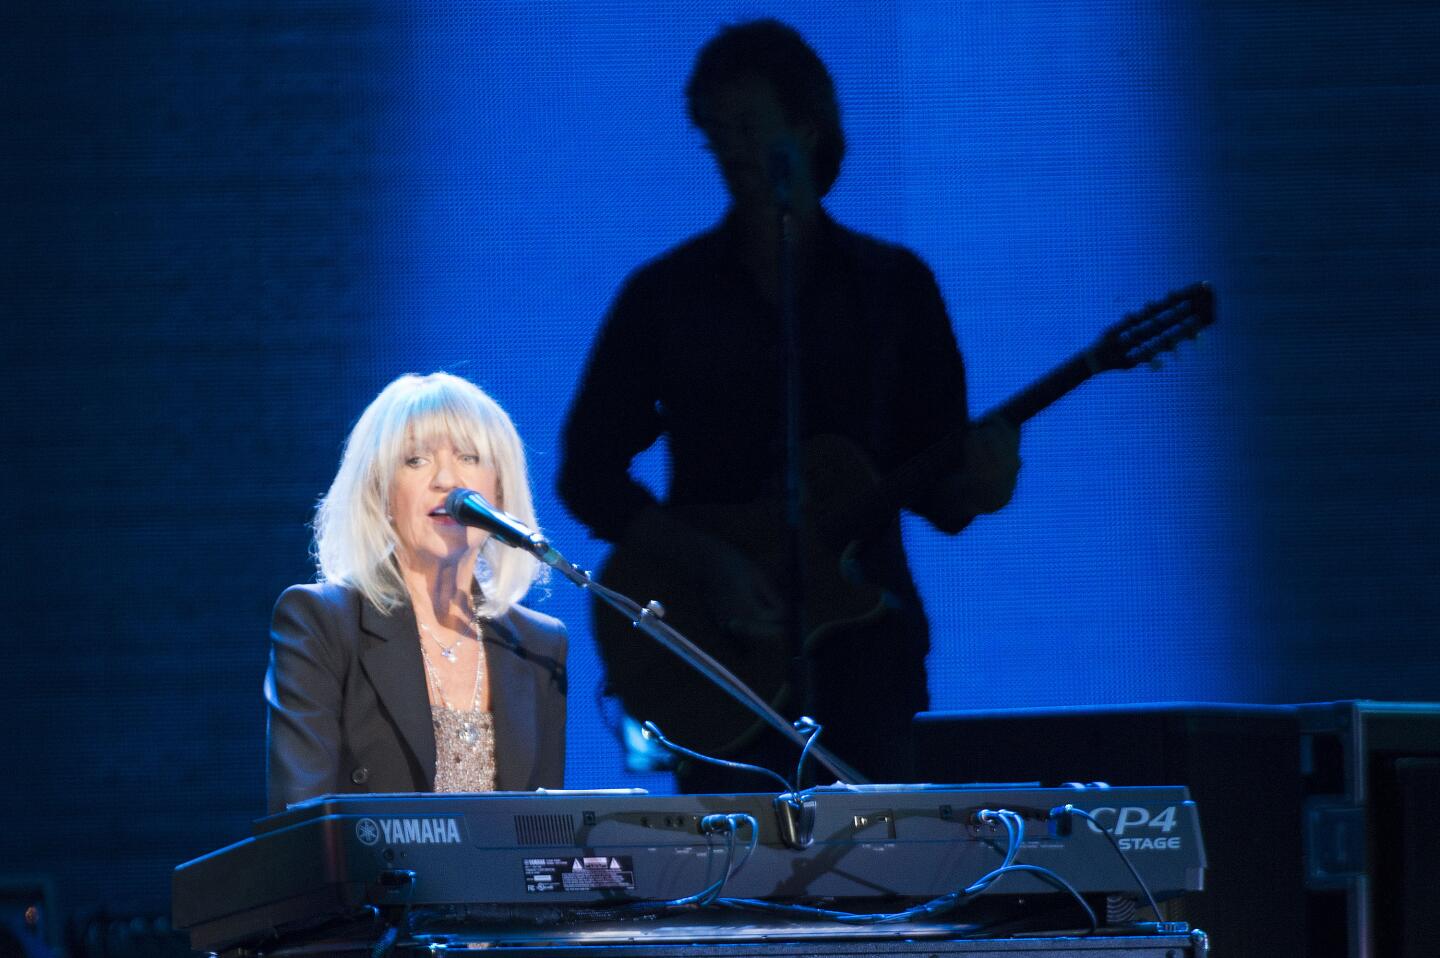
1091,282,1216,372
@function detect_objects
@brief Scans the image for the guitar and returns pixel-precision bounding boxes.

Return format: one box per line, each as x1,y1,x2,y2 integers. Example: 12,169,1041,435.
593,282,1216,757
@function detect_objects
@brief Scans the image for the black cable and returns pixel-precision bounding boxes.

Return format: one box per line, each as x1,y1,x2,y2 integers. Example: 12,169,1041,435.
793,718,821,789
713,860,1095,933
1054,805,1162,918
642,721,793,792
713,809,1029,924
972,864,1098,933
607,813,761,914
369,870,416,958
369,925,398,958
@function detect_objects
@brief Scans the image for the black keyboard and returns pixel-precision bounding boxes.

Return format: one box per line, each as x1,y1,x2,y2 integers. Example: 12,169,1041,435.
172,783,1204,952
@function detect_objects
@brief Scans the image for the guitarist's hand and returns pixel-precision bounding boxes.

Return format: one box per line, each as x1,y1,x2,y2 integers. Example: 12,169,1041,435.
623,505,786,642
961,414,1022,514
922,415,1021,531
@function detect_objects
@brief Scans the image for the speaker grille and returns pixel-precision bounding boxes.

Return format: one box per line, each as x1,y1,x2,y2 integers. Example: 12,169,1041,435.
514,813,576,845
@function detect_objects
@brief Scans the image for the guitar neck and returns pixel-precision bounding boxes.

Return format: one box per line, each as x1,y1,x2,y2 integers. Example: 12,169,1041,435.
835,347,1102,539
817,281,1213,546
991,349,1099,428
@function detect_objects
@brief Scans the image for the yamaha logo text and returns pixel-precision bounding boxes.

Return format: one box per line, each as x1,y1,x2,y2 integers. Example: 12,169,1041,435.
355,817,462,846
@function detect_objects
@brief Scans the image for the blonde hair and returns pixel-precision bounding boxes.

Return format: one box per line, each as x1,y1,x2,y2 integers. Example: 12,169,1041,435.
314,372,542,617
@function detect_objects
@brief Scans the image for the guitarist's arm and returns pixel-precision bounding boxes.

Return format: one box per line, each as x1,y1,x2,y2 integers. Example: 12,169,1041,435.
558,272,670,544
878,251,1021,535
914,415,1021,534
559,270,784,640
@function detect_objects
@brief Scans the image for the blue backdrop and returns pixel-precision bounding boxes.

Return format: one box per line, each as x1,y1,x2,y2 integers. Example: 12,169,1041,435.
2,0,1437,919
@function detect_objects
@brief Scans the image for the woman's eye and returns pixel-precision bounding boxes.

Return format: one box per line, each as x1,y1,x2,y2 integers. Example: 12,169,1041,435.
459,453,481,464
405,456,427,468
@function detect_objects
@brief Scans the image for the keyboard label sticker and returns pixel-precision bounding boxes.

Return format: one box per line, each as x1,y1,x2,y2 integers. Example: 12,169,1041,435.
524,856,636,893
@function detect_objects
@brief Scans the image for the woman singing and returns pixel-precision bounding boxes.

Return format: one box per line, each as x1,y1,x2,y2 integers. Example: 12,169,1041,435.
265,372,566,813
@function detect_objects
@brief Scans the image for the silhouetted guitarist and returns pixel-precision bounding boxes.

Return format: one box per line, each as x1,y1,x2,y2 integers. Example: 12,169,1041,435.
559,19,1020,792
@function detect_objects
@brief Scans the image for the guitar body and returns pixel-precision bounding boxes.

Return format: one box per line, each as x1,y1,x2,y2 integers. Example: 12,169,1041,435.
592,434,895,756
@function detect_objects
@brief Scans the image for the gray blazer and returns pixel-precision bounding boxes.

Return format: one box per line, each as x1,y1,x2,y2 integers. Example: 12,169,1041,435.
265,581,566,814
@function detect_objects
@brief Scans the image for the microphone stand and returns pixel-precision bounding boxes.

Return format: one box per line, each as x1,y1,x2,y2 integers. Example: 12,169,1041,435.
772,145,811,745
523,534,866,786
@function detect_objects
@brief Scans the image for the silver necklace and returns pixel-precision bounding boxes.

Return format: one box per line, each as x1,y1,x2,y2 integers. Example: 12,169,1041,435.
419,620,469,662
418,615,488,745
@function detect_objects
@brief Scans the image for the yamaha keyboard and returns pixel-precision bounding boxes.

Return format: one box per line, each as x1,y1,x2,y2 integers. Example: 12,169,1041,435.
173,784,1205,952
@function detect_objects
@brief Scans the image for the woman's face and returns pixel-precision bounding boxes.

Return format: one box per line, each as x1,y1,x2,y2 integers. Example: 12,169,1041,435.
389,434,500,571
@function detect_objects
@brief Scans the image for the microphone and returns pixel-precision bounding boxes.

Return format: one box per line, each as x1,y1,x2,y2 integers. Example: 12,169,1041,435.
443,488,542,553
767,137,797,210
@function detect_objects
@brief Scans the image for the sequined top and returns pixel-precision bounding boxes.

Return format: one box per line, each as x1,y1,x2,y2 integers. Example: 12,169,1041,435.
430,706,497,792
